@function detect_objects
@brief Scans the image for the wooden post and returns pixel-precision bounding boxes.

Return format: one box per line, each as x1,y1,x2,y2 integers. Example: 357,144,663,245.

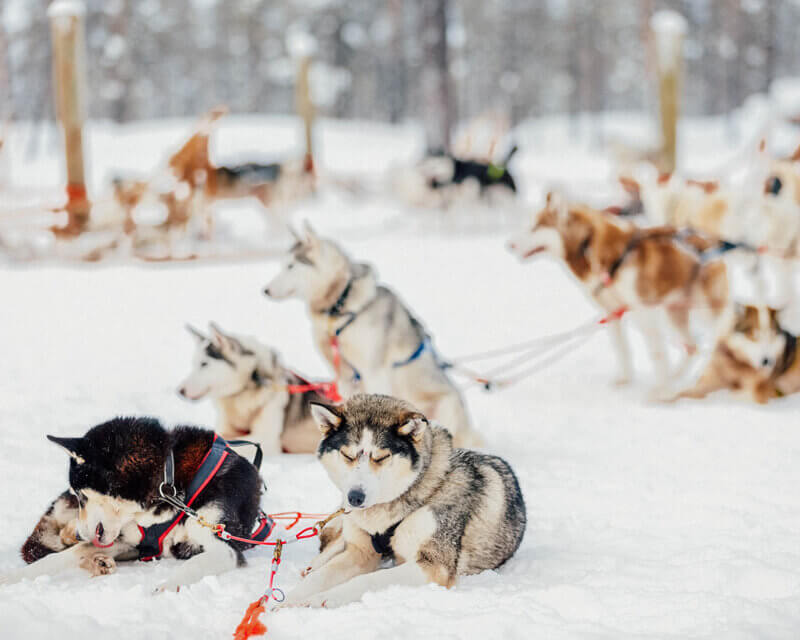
48,0,90,235
650,10,687,175
295,56,316,176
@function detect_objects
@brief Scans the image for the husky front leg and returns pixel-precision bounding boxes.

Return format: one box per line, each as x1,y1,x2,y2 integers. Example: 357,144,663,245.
247,396,289,455
298,561,431,609
154,524,240,593
654,306,735,402
0,541,129,585
607,319,633,385
280,538,380,608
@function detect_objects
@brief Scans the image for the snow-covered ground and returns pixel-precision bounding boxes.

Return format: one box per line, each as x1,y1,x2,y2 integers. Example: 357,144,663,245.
2,115,800,639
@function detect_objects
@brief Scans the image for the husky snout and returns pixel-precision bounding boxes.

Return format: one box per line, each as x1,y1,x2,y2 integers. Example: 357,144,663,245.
92,522,114,548
347,487,366,508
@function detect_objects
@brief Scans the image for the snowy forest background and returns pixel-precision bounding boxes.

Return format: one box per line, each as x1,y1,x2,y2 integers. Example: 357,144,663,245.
3,0,800,129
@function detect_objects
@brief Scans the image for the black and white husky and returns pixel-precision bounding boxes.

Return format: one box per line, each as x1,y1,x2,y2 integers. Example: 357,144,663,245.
2,417,271,592
279,394,526,608
263,223,483,447
178,323,323,454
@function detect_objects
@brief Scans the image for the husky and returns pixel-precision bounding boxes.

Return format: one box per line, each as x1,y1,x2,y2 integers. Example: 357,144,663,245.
396,146,518,208
3,417,271,591
278,394,526,609
678,304,787,402
508,192,734,399
206,157,315,211
263,223,483,447
178,323,325,454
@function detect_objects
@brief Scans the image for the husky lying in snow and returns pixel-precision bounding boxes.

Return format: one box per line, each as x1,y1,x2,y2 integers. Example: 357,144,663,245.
3,417,271,592
178,323,323,454
680,304,799,403
264,223,483,447
397,147,518,208
508,193,734,399
279,394,526,609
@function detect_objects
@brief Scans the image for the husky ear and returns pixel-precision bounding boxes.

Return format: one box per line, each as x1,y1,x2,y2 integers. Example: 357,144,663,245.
186,324,206,342
397,413,428,442
287,224,302,244
47,435,86,464
208,322,244,354
310,403,342,435
302,220,320,247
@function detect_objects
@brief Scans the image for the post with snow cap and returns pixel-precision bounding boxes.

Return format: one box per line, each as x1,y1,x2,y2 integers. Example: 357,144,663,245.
295,56,316,177
48,0,90,235
650,10,687,175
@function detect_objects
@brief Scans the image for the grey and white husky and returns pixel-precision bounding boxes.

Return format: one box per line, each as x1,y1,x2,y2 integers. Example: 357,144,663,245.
263,223,483,447
279,394,526,609
178,323,323,454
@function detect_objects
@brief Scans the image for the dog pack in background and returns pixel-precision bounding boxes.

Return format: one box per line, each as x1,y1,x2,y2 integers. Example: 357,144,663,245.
6,417,271,592
279,393,526,609
264,222,484,448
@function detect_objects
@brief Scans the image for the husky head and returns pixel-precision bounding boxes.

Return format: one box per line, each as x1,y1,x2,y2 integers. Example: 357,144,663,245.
726,304,787,373
417,150,455,189
508,191,577,261
263,222,351,308
178,323,278,400
311,394,430,510
47,417,168,548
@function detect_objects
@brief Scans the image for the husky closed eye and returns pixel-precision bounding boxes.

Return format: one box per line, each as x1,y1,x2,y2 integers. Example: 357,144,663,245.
370,453,390,464
340,450,355,462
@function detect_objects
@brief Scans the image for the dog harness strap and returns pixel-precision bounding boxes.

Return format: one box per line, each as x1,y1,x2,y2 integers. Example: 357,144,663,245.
325,279,353,317
226,439,264,471
370,522,400,558
138,435,230,560
392,336,431,368
249,511,276,544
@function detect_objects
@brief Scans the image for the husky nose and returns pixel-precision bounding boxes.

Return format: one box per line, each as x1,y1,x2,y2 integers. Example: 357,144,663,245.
762,357,772,367
263,287,272,297
178,387,187,397
347,488,366,508
95,522,104,541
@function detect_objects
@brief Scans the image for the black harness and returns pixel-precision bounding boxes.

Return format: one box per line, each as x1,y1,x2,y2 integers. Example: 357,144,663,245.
370,522,400,559
137,434,273,561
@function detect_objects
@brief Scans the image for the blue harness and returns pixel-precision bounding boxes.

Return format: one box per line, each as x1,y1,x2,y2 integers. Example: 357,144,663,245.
392,335,432,368
137,434,273,561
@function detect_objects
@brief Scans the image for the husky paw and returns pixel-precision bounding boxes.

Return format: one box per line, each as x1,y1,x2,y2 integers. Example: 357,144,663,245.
612,373,632,387
153,581,182,594
80,552,116,577
648,384,681,403
60,521,80,547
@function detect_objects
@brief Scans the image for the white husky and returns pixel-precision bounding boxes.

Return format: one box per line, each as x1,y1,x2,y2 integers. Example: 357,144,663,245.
263,223,483,447
178,323,323,454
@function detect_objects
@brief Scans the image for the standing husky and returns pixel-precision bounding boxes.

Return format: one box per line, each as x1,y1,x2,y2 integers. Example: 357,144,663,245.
3,417,269,591
508,193,733,399
263,223,483,447
178,323,324,454
279,394,525,609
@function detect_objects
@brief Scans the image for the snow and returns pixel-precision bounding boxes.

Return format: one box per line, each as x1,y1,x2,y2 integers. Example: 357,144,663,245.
2,115,800,639
47,0,86,19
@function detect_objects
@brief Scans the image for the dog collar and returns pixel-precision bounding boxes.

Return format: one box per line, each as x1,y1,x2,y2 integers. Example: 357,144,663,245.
324,278,353,317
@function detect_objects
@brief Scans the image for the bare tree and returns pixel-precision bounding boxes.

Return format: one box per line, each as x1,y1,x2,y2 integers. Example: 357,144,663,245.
419,0,454,151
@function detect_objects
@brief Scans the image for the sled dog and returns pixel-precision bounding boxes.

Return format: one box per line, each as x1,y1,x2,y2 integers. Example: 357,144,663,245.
178,323,324,454
264,223,483,447
508,193,734,398
681,304,798,403
4,417,272,592
279,394,526,608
